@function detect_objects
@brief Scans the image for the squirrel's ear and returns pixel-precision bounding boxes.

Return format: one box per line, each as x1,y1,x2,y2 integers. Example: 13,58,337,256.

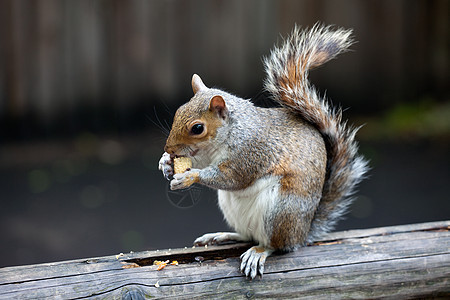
209,95,228,120
192,74,208,94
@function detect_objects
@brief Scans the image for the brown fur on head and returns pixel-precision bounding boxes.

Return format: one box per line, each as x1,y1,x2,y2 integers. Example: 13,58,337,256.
164,75,228,157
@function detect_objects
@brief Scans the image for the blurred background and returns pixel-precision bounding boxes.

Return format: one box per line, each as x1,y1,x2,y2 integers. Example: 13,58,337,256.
0,0,448,268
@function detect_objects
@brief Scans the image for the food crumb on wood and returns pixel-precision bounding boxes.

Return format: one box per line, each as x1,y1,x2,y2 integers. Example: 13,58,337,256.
121,262,140,269
153,260,178,271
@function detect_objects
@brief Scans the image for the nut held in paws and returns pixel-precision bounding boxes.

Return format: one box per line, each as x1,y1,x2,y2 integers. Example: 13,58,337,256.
174,157,192,174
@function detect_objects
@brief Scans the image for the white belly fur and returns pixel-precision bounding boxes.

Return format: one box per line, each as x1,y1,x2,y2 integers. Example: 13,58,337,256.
218,176,280,246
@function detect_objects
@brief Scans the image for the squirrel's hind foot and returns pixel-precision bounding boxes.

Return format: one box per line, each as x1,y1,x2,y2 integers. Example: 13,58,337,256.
193,232,247,246
240,246,274,279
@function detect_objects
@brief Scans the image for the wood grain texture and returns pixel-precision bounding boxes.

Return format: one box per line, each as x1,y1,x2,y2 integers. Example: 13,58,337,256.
1,221,449,299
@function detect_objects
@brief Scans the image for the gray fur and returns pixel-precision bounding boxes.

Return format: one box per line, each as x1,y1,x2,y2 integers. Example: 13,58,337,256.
162,24,369,278
263,24,369,242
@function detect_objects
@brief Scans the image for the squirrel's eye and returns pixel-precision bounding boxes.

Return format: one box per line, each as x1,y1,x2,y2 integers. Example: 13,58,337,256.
190,123,204,135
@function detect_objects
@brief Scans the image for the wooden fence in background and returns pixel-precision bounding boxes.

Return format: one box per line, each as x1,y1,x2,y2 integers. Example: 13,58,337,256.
0,0,448,122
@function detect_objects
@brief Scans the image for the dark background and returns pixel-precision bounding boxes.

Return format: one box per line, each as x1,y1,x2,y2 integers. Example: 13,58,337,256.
0,0,449,268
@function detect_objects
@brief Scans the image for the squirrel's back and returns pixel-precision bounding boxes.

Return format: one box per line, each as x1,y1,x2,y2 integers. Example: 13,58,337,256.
264,24,369,242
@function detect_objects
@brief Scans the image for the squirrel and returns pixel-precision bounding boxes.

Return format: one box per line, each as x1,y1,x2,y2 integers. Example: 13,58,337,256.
158,24,369,279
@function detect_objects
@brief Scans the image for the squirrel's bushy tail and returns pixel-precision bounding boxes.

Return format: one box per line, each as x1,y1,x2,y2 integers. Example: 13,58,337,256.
264,24,369,242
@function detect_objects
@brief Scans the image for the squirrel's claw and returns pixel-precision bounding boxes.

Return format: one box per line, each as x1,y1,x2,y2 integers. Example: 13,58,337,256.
170,170,200,190
240,246,273,279
158,152,174,180
194,232,247,246
193,232,223,246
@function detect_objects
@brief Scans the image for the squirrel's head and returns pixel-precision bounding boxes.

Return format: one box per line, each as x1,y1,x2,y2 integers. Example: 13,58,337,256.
164,74,229,159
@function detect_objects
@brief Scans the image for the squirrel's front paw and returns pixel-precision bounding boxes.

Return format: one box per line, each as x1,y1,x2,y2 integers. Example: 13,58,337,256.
170,170,200,190
158,152,173,180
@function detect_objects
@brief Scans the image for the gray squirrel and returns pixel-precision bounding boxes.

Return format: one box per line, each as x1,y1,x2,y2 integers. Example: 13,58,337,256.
158,24,369,279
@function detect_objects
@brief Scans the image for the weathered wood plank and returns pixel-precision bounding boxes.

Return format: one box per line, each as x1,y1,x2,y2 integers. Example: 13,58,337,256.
0,221,449,299
322,220,450,241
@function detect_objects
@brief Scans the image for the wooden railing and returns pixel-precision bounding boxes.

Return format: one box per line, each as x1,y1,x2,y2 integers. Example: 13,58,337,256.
0,221,449,299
